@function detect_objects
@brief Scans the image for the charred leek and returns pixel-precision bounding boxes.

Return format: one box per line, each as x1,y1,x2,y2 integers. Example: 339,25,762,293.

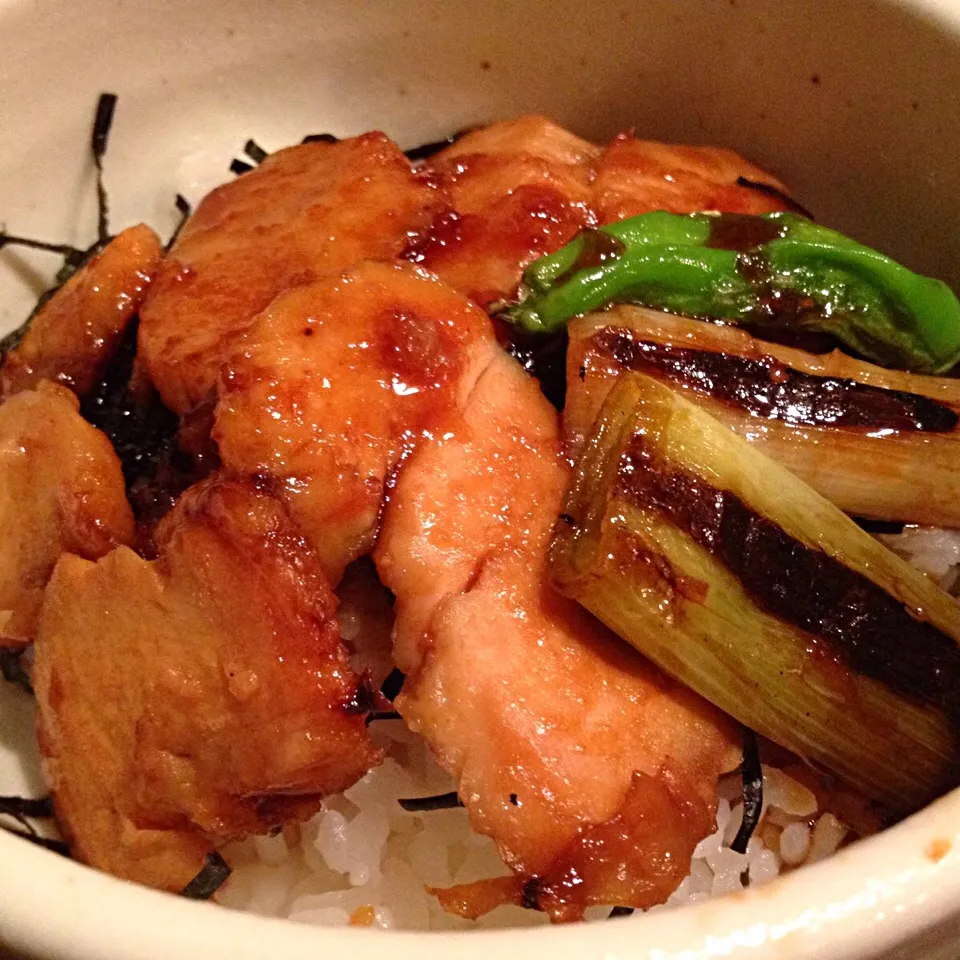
565,306,960,529
501,212,960,374
550,372,960,811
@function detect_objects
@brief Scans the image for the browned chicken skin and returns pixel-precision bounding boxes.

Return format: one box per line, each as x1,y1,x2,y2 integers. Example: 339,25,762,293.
374,350,739,920
33,477,380,890
139,135,441,414
1,224,161,399
215,260,496,581
0,382,133,649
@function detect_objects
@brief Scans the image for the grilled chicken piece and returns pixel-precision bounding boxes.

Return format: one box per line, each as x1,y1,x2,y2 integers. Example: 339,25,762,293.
0,224,161,399
139,135,440,414
33,476,380,890
0,382,133,649
374,350,740,921
591,133,790,223
214,260,495,581
404,116,598,307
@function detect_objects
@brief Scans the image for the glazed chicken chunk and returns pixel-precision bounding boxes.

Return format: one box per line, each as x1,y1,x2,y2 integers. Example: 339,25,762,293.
0,224,161,399
375,350,740,920
139,134,441,413
33,477,380,890
0,382,133,649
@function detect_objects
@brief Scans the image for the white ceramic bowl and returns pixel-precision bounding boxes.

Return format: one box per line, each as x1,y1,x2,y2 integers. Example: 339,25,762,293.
3,0,960,957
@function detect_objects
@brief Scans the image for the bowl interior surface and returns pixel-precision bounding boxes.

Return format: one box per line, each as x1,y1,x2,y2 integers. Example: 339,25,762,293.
3,0,960,957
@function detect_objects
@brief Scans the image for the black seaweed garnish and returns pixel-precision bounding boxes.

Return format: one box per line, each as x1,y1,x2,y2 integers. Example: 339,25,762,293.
736,176,814,221
91,93,118,243
503,329,568,410
0,794,62,851
398,792,464,812
380,667,405,701
403,127,472,163
229,158,254,176
855,518,907,536
243,139,268,165
0,649,32,695
301,133,339,145
180,852,232,900
343,681,375,715
365,711,402,725
521,878,540,910
608,906,635,918
80,320,180,491
0,795,54,822
731,728,763,854
404,136,457,162
164,194,192,253
0,825,70,856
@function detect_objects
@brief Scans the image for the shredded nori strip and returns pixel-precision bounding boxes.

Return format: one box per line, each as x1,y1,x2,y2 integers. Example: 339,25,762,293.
0,795,54,837
398,792,464,812
736,176,814,221
0,796,54,820
0,649,32,695
301,133,339,145
365,711,402,724
91,93,118,243
403,127,472,162
404,136,457,162
180,851,232,900
164,194,192,252
229,158,254,176
503,329,568,410
608,906,635,918
855,517,907,535
521,878,540,910
0,824,70,856
731,728,763,854
343,681,375,715
243,139,268,164
380,667,405,701
80,320,180,491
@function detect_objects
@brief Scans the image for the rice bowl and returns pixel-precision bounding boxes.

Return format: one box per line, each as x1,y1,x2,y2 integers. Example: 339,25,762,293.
4,0,960,956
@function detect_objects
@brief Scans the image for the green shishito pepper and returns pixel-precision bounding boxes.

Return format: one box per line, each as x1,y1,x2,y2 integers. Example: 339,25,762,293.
500,211,960,374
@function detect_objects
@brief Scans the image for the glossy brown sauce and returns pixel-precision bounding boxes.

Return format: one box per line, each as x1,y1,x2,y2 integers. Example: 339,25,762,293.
592,328,958,432
617,436,960,730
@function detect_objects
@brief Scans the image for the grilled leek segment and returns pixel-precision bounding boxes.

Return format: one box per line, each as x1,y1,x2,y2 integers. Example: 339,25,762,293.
550,373,960,812
566,306,960,528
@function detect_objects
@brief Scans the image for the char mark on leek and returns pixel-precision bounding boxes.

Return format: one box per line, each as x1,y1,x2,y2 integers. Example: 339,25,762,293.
549,373,960,810
499,211,960,374
181,852,232,900
617,434,960,724
592,328,958,432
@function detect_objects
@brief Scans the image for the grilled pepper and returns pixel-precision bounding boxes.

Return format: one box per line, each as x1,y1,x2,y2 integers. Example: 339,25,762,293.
502,212,960,374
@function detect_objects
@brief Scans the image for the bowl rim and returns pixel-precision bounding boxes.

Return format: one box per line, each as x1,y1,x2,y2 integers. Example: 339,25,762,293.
3,785,960,960
4,0,960,956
